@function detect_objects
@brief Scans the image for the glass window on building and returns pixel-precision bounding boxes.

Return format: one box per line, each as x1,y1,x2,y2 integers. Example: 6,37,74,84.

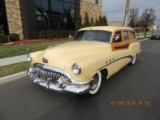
0,0,9,35
95,0,99,4
70,0,75,3
64,2,70,14
64,0,71,3
35,0,50,29
51,0,63,14
0,11,4,34
35,0,75,30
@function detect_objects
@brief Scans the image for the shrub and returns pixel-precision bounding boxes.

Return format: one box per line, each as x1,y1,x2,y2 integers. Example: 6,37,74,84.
60,31,68,38
55,31,60,39
40,30,75,39
39,31,47,39
63,31,69,37
47,31,55,39
0,34,8,43
69,31,76,36
83,12,89,27
9,33,20,41
59,31,63,38
146,28,150,32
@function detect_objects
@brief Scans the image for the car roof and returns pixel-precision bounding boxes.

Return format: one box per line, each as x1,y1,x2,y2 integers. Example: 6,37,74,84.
79,26,134,32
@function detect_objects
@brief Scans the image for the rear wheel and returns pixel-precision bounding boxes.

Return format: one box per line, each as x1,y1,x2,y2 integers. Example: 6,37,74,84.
130,55,137,65
88,71,102,95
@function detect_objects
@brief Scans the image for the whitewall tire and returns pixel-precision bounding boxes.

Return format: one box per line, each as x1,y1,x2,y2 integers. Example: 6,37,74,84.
88,71,102,95
130,55,137,65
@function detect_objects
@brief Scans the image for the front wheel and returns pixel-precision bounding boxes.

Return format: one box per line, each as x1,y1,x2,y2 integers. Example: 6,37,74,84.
88,71,102,95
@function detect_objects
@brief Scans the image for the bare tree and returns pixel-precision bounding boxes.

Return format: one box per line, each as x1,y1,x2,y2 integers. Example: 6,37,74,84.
140,8,156,26
130,8,139,27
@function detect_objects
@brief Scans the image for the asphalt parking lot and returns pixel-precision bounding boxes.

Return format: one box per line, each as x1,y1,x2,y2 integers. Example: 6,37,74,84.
0,39,160,120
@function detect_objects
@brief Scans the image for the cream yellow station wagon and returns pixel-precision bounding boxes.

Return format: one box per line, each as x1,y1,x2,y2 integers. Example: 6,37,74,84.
27,26,141,95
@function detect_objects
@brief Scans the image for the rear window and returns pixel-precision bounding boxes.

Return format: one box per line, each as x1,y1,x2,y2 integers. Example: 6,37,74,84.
130,31,135,39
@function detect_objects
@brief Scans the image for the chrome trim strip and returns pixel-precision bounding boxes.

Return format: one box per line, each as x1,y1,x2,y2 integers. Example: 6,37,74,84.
98,55,133,70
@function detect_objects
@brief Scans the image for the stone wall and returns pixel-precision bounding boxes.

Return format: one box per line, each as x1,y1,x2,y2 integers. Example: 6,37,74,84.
80,0,102,23
5,0,24,39
82,0,102,5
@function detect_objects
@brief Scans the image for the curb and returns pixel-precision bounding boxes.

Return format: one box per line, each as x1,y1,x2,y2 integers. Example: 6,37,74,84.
0,71,26,85
0,38,149,85
139,38,149,42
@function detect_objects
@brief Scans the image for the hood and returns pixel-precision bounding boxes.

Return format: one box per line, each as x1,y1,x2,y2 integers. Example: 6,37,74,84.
39,41,111,69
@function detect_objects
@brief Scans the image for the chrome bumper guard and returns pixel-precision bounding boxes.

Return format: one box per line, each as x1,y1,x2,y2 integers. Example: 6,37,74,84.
27,64,90,94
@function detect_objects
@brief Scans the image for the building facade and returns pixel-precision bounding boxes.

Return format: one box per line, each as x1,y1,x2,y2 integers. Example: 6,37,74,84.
80,0,102,23
0,0,102,39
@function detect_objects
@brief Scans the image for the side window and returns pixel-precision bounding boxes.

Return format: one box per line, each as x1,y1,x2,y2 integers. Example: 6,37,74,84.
113,31,122,43
124,31,129,40
130,31,135,39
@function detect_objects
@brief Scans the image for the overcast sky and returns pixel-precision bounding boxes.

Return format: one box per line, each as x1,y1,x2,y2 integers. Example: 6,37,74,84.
102,0,160,23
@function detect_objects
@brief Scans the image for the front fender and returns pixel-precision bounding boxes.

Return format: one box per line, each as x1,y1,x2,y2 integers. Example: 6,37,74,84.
64,52,112,82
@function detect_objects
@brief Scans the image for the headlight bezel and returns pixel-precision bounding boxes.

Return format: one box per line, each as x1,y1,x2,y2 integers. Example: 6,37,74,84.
72,63,81,75
27,54,32,62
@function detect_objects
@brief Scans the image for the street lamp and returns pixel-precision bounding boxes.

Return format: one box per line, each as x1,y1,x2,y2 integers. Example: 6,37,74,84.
144,11,150,38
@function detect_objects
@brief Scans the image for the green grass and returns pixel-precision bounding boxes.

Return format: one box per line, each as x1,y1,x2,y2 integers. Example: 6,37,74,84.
135,31,152,37
0,40,69,58
0,62,30,77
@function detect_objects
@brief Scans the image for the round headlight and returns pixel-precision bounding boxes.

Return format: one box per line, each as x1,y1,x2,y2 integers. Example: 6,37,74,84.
27,54,32,62
72,63,81,75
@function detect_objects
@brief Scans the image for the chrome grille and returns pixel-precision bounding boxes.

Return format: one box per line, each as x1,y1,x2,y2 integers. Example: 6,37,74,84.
33,66,65,81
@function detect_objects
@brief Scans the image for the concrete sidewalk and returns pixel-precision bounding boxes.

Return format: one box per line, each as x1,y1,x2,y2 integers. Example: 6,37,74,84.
0,54,27,66
0,54,28,84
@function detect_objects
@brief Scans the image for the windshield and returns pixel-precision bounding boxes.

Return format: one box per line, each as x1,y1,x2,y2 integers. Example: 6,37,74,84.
73,30,112,43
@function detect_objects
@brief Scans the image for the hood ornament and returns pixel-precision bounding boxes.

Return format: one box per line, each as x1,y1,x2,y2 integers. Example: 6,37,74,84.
42,58,48,63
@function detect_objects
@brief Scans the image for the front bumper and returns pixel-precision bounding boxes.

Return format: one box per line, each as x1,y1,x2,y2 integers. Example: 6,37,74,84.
27,64,90,94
